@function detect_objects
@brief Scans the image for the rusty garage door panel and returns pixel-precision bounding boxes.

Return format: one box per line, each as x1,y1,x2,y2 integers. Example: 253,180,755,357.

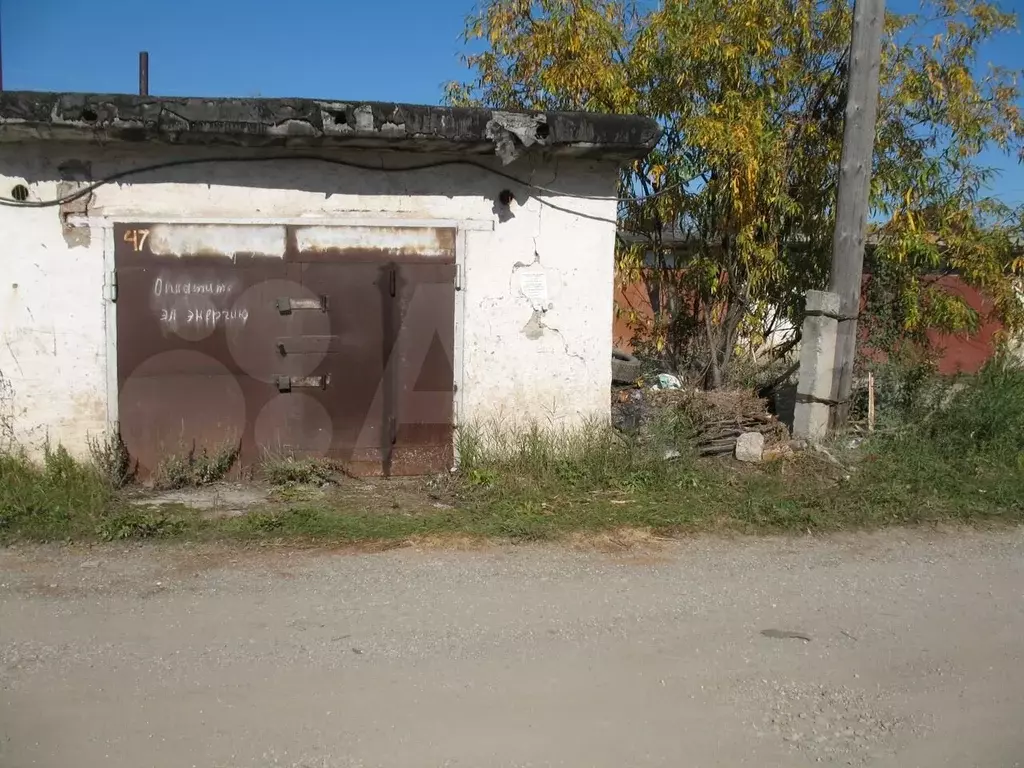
114,222,456,477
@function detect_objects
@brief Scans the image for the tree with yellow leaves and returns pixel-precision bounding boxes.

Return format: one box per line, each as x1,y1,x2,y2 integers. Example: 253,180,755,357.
447,0,1024,387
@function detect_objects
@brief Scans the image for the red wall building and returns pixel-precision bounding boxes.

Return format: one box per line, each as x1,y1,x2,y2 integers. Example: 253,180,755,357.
613,273,1003,375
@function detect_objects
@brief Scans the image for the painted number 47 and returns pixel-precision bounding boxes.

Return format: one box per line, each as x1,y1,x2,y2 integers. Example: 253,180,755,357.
123,228,151,252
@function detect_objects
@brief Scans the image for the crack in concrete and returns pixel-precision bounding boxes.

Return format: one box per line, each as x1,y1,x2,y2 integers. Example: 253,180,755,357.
537,316,588,366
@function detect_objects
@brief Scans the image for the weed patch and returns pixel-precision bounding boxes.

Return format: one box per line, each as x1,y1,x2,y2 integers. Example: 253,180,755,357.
260,455,337,486
458,420,683,496
87,431,137,489
0,445,114,542
96,508,190,541
846,358,1024,522
155,442,240,489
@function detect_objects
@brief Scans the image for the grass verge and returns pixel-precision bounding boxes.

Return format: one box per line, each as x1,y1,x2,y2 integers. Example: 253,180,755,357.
0,444,116,541
2,360,1022,546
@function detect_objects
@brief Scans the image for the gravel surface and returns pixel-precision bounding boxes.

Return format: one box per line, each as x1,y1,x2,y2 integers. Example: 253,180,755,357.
2,528,1023,767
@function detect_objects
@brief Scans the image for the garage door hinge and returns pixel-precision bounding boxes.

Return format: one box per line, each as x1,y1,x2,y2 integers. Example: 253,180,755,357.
108,270,118,302
455,265,463,291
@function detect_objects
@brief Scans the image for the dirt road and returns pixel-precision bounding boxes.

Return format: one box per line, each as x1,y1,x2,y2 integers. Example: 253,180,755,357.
2,529,1023,767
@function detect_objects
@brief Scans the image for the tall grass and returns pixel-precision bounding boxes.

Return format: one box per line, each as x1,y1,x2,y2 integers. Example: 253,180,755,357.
0,445,115,541
855,357,1024,517
912,357,1024,458
451,419,717,540
457,418,686,493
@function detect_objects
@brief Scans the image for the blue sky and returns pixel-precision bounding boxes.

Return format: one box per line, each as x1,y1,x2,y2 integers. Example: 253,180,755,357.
0,0,470,103
1,0,1020,203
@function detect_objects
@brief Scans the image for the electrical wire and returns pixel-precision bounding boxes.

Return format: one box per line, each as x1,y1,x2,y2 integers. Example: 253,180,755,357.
0,153,685,208
534,196,620,225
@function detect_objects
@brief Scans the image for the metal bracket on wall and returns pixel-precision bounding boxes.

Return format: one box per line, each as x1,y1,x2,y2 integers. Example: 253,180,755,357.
276,375,330,392
276,296,329,315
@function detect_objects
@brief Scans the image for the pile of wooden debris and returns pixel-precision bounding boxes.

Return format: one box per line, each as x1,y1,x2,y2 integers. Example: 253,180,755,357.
611,386,790,459
653,388,789,456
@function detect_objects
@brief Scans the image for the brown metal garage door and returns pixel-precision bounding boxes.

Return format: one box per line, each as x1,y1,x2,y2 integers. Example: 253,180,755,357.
114,222,456,477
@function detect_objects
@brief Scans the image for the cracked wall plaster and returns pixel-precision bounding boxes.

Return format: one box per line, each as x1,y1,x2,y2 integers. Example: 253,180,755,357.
485,112,548,165
57,160,93,247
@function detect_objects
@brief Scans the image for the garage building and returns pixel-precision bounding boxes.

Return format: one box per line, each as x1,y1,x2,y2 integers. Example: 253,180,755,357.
0,91,659,475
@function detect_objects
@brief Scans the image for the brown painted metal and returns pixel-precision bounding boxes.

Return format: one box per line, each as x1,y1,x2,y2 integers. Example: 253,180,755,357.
114,222,456,477
295,260,387,474
114,223,299,476
390,262,456,475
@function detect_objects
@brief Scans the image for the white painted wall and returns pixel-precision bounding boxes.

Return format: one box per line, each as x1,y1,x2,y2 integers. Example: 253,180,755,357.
0,144,619,459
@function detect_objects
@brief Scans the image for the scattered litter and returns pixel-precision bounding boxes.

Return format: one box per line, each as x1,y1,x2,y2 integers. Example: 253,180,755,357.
650,373,683,390
812,444,845,468
663,448,682,461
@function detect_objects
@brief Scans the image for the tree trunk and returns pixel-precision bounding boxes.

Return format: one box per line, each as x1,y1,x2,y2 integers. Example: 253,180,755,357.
703,309,724,389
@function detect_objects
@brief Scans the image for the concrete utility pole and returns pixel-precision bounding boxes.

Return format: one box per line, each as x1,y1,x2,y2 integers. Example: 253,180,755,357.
828,0,885,427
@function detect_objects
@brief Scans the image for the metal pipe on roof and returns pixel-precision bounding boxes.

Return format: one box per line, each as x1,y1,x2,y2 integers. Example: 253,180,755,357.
139,51,149,96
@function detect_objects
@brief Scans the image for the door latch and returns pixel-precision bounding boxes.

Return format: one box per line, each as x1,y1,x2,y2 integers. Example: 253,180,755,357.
276,296,328,314
276,375,330,392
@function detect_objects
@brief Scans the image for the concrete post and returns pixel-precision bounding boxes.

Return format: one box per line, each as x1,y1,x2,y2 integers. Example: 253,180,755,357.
793,290,840,441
